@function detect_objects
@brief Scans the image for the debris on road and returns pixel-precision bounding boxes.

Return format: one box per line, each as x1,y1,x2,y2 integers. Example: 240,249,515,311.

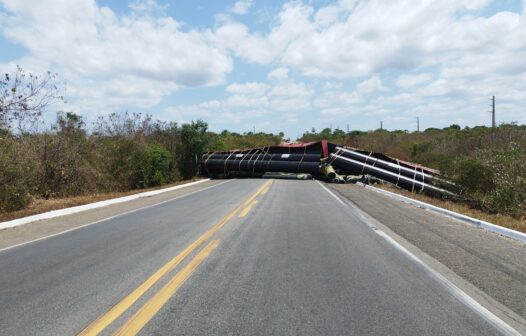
198,141,455,196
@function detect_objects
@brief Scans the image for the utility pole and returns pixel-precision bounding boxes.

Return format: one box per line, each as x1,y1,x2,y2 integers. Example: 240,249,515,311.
416,116,420,132
380,120,383,130
253,125,256,134
491,96,496,129
347,123,349,133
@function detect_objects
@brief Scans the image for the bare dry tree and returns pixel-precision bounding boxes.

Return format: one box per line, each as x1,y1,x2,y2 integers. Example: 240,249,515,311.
1,65,64,132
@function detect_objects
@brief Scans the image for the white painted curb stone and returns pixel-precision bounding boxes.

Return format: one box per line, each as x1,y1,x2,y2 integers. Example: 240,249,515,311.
0,179,210,230
360,183,526,244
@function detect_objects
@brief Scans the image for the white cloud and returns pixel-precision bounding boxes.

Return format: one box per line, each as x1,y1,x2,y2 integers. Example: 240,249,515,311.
268,81,313,111
267,67,289,81
213,22,274,64
163,77,313,132
315,91,362,110
396,73,434,88
230,0,253,15
314,5,341,27
213,2,313,65
129,0,168,16
215,0,526,81
356,76,386,94
226,82,269,95
209,0,526,131
0,0,232,115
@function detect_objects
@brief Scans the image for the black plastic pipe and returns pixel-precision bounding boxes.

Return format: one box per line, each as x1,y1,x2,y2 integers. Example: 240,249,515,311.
330,153,454,196
334,147,454,188
202,159,320,174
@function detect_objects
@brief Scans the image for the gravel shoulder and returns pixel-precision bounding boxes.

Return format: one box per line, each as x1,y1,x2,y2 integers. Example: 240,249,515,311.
0,179,229,251
329,183,526,320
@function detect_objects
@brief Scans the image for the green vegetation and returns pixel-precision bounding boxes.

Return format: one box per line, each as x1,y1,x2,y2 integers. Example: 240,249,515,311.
0,110,284,214
299,124,526,218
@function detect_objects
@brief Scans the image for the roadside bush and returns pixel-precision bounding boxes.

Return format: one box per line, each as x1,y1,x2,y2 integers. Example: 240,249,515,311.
133,144,173,188
0,136,34,212
454,159,494,195
0,147,31,212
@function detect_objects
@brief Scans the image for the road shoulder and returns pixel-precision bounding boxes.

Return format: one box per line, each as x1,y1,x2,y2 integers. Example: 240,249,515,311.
0,179,229,252
328,183,526,326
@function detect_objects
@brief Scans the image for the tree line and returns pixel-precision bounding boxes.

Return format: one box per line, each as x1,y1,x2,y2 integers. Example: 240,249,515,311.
0,110,283,213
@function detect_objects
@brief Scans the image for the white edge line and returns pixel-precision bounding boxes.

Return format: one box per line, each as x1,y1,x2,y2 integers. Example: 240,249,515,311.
315,180,346,205
0,180,232,254
362,184,526,244
317,181,521,336
375,230,521,336
0,179,211,230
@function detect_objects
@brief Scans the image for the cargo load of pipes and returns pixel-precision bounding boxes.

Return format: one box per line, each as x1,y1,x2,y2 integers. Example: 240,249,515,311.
327,146,455,196
198,141,455,196
200,151,322,177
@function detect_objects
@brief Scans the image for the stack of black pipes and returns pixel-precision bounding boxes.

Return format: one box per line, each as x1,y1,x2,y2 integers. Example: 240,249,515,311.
200,151,322,176
329,146,454,196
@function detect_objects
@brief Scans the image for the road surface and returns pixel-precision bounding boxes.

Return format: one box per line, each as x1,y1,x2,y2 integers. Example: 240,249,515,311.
0,179,523,335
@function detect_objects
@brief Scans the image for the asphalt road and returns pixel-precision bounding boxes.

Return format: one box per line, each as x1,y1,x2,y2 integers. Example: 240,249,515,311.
0,179,520,335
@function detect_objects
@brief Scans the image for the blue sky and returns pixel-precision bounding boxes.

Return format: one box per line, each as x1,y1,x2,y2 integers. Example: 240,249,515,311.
1,0,525,138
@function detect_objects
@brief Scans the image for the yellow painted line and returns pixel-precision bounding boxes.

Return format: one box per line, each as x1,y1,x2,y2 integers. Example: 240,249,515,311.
78,179,271,336
238,200,258,217
260,186,270,195
114,240,220,336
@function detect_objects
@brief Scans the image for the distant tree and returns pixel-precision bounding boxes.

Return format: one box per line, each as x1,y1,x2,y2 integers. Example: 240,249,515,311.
424,127,441,132
349,130,366,137
320,128,332,139
93,111,153,137
332,128,346,137
443,124,461,131
55,111,86,139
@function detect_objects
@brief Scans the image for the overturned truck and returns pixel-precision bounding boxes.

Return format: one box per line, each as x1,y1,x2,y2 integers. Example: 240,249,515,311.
198,141,455,196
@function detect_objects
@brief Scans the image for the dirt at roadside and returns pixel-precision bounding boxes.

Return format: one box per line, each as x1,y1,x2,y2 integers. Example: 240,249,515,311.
375,184,526,233
330,183,526,320
0,179,224,250
0,178,204,223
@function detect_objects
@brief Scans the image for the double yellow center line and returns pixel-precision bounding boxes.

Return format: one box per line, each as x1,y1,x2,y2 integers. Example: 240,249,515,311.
79,179,272,336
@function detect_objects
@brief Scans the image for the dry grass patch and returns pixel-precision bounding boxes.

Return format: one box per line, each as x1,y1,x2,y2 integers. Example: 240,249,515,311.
0,178,203,223
375,184,526,234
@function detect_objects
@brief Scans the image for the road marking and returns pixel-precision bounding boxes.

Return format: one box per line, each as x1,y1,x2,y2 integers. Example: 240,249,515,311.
0,179,214,231
78,179,271,336
260,185,270,194
0,180,233,254
316,181,522,336
242,180,272,207
239,200,258,217
375,230,521,336
114,240,220,336
315,180,346,206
